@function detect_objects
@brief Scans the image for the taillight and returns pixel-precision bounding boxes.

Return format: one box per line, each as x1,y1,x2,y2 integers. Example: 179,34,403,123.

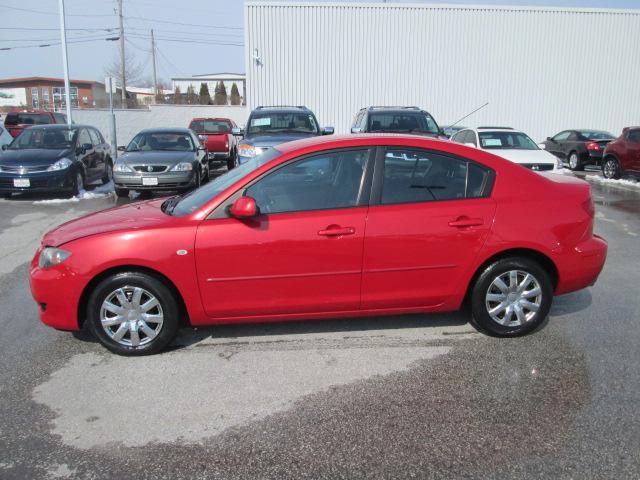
586,142,600,151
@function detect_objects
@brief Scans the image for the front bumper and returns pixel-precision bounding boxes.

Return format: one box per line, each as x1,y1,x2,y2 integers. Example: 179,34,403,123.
113,170,196,190
29,248,86,331
0,169,73,193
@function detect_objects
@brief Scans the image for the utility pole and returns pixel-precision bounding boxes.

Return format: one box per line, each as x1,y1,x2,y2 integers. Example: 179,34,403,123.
117,0,127,108
151,29,158,103
57,0,72,123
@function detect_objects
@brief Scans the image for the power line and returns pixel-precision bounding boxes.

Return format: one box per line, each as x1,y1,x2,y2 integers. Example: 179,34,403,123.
0,3,115,17
127,33,243,47
0,36,117,51
124,26,243,39
0,26,117,32
124,15,242,30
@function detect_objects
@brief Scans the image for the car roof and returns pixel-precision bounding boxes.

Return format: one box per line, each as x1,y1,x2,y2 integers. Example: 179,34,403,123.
252,105,311,113
465,127,525,134
274,133,450,153
24,124,89,129
190,118,232,122
138,127,193,134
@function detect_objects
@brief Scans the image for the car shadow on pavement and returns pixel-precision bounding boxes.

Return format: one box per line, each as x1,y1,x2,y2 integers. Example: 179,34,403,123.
173,311,472,349
549,288,592,316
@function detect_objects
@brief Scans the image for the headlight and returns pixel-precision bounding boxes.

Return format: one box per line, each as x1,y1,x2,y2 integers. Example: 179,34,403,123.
170,162,193,171
113,161,133,172
238,144,263,158
198,134,207,142
38,247,71,269
47,158,72,171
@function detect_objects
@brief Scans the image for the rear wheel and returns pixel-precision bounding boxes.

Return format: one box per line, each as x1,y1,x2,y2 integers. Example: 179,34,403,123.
470,257,553,337
602,156,621,179
101,159,113,184
87,272,180,356
568,151,583,171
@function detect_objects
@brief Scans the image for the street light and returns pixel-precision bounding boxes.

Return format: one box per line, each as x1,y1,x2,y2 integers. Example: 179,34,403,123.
57,0,72,124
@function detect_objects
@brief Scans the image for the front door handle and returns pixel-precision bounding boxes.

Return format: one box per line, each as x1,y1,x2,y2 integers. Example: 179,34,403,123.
448,217,483,228
318,225,355,237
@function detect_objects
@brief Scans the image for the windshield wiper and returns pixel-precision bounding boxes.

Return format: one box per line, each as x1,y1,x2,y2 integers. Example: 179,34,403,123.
161,195,181,215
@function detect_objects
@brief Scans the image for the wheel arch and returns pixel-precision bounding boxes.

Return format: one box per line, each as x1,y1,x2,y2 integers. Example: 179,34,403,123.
464,248,559,303
77,264,191,329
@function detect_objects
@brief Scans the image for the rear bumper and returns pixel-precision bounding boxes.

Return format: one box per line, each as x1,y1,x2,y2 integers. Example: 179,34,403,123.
0,170,73,193
207,152,230,160
555,235,608,295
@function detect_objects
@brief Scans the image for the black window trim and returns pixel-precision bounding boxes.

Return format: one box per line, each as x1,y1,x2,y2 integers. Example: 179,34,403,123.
208,146,376,220
369,146,496,207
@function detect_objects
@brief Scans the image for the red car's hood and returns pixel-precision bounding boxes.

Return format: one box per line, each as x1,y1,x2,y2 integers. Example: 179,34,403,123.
43,198,173,247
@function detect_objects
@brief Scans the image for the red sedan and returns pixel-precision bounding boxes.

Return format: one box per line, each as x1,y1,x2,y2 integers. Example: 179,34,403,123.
29,135,607,355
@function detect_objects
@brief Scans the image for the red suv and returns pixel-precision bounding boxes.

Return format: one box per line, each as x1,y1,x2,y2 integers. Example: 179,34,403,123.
602,127,640,179
29,135,607,355
4,110,67,138
188,118,238,170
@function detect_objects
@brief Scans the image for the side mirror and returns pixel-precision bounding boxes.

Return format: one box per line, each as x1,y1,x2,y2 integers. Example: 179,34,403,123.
464,142,477,148
538,143,547,149
1,144,8,151
117,145,126,152
351,127,362,134
198,134,207,142
82,143,92,151
322,126,334,135
229,196,259,218
546,137,553,142
232,127,243,136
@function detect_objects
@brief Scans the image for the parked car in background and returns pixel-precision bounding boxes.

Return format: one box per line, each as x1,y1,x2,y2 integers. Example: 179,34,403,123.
542,129,615,171
451,127,561,172
350,106,448,139
29,134,606,355
188,117,238,171
3,110,67,138
235,106,333,165
0,124,112,198
441,125,467,138
601,127,640,179
112,128,208,198
0,124,13,147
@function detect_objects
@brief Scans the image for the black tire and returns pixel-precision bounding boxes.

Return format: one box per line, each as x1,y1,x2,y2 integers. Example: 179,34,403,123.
1,193,11,200
115,187,129,198
87,272,180,356
470,257,553,337
101,159,113,184
68,170,84,197
227,156,235,170
602,156,621,179
568,151,584,171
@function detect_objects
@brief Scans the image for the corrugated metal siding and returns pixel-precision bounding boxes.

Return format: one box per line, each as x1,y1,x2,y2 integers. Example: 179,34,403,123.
245,2,640,140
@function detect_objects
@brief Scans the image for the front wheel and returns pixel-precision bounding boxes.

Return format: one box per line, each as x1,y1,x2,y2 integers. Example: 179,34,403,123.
470,257,553,337
568,152,583,171
602,157,621,179
101,160,113,184
115,187,129,198
69,170,84,197
87,272,180,355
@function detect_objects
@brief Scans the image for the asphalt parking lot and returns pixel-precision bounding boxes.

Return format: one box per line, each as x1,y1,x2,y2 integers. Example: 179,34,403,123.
0,170,639,479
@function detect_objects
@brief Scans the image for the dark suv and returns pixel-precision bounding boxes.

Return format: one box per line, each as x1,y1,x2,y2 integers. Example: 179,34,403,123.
4,110,67,138
601,127,640,179
234,106,333,165
350,106,447,139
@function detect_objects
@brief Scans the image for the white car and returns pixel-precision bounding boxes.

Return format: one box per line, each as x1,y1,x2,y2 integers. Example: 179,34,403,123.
451,127,562,172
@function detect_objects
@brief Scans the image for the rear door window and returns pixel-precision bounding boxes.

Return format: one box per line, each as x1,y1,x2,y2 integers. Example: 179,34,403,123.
380,148,492,204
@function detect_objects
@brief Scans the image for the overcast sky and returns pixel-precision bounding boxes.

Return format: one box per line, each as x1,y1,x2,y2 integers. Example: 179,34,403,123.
1,0,639,84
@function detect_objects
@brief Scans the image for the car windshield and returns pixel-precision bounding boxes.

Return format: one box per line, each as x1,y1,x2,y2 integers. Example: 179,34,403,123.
579,131,615,141
168,148,283,216
367,112,439,134
127,132,195,152
479,131,539,150
189,120,231,134
5,113,51,125
246,112,319,135
8,127,76,150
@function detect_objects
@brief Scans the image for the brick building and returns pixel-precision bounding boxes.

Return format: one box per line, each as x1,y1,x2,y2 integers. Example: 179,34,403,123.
0,77,111,111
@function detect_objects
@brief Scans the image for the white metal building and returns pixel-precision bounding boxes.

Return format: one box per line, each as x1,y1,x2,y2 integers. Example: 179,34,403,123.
244,2,640,140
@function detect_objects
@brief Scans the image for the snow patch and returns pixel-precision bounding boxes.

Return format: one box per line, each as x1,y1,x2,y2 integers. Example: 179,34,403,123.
32,182,114,205
586,175,640,189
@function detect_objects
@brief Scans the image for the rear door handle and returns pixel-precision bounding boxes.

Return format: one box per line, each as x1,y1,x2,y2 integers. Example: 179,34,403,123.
448,217,484,228
318,226,356,237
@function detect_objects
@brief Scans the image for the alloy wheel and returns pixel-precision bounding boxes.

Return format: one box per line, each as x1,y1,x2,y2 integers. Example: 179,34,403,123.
569,153,578,170
603,159,617,179
99,286,164,348
485,270,542,327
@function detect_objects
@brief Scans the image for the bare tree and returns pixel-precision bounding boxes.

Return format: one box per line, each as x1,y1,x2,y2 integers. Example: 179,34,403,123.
104,51,145,90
